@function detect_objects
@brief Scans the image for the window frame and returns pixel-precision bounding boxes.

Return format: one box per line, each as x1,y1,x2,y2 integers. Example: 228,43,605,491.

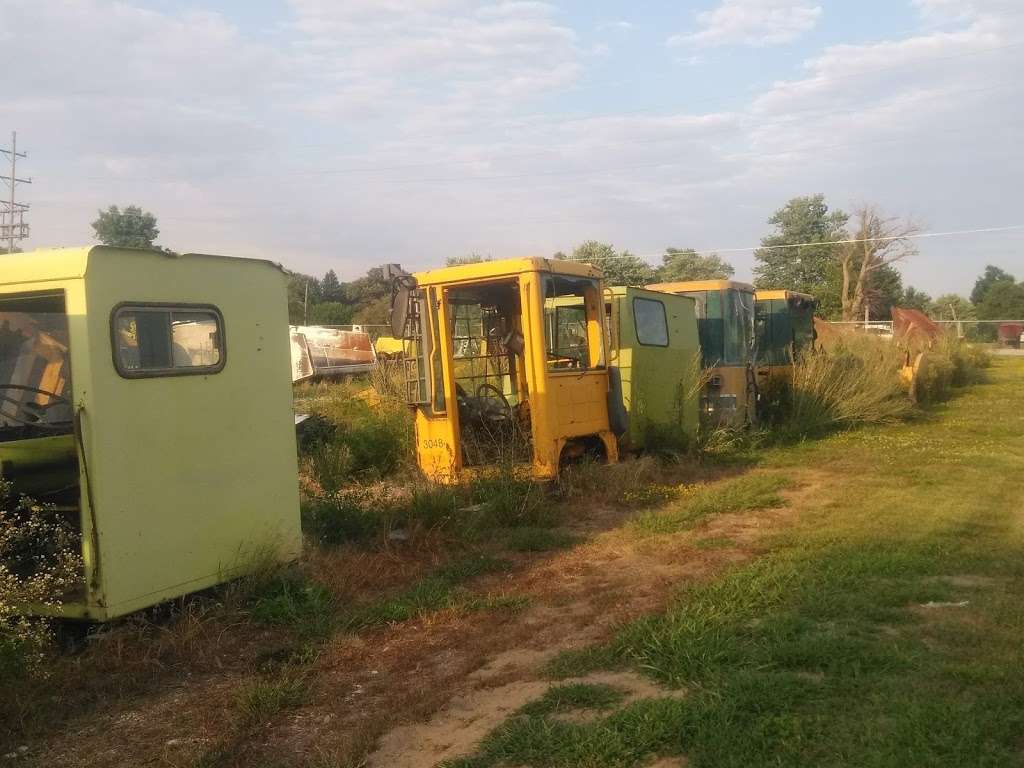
110,302,227,379
632,296,670,348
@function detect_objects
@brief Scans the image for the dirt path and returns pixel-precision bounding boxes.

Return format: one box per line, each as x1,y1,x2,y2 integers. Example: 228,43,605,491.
258,470,825,767
33,470,826,768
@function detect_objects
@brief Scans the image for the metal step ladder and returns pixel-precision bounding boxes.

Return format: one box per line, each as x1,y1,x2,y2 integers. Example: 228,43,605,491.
402,290,430,405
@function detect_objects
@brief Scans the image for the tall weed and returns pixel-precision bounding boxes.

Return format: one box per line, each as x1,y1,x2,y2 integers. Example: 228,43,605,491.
779,336,912,438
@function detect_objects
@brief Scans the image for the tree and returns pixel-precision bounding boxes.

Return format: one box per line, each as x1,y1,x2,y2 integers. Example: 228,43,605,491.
571,241,655,286
321,269,343,302
310,301,354,326
91,205,163,249
970,265,1015,305
655,248,734,282
287,273,322,325
838,205,918,321
899,286,932,312
929,294,975,322
753,195,849,296
977,280,1024,321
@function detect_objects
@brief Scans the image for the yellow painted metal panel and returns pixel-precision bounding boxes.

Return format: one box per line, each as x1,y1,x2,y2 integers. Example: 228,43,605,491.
2,246,300,619
648,279,755,294
414,257,601,287
80,249,300,616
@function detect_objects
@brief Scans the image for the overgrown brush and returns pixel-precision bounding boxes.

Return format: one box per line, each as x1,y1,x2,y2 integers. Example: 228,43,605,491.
932,334,991,388
297,374,413,489
0,479,83,681
776,335,913,438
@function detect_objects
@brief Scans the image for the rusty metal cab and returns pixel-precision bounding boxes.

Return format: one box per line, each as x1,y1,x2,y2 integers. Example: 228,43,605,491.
1,246,301,620
392,258,617,481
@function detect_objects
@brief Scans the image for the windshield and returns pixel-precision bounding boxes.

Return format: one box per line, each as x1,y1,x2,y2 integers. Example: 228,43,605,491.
0,291,73,439
684,288,753,367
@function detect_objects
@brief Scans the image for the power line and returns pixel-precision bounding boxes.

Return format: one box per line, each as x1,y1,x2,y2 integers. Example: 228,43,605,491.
0,132,31,254
565,225,1024,262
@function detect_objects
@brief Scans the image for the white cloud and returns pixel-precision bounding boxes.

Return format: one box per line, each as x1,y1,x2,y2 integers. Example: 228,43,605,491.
669,0,822,47
286,0,581,125
6,0,1023,296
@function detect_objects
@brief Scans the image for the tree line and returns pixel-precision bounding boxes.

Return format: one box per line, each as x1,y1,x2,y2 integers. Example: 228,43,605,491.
82,199,1024,327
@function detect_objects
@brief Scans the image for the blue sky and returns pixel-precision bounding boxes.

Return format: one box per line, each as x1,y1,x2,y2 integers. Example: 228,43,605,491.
3,0,1023,299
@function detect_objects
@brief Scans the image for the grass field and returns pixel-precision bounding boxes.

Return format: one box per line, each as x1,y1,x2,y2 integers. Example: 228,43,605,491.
5,358,1022,768
450,357,1024,767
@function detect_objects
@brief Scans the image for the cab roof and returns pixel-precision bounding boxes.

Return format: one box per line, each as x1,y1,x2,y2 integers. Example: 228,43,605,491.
0,246,286,288
755,289,816,301
646,279,755,294
413,257,602,286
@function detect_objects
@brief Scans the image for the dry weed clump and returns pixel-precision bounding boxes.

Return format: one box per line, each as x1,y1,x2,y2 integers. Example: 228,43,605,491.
781,335,913,437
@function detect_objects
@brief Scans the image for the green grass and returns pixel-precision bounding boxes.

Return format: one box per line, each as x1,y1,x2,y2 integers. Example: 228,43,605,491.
235,669,310,725
504,526,579,552
632,473,790,536
517,682,626,717
341,554,514,630
249,569,336,639
459,359,1024,767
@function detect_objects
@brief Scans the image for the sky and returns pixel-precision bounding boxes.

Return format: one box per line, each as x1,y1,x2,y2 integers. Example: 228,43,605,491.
2,0,1023,297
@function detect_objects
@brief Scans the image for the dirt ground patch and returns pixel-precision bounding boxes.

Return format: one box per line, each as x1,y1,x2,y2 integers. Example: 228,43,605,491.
369,670,687,768
29,470,826,767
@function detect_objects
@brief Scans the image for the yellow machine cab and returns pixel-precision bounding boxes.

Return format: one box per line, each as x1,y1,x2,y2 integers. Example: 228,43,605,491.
387,258,617,481
0,246,301,620
646,279,757,425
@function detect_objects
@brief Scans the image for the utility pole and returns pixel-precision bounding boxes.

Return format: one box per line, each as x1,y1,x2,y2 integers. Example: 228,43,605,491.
0,131,31,254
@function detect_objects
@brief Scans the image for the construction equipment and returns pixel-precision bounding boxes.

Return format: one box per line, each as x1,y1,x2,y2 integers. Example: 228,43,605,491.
603,286,701,451
387,259,704,481
754,290,817,381
1,246,301,620
646,280,757,426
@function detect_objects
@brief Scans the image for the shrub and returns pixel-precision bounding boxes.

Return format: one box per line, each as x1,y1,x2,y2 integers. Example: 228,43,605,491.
0,480,83,680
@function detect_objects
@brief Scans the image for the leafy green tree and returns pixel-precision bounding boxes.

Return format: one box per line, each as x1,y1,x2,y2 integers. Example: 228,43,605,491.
341,267,391,324
655,248,734,282
287,273,322,325
321,269,343,302
310,301,354,325
899,286,932,312
753,195,848,296
818,260,904,320
929,294,975,321
571,241,655,286
977,280,1024,320
971,265,1015,305
91,205,164,250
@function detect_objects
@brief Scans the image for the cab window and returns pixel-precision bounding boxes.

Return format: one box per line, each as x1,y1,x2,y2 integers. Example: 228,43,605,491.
633,297,669,346
543,276,605,371
113,305,224,377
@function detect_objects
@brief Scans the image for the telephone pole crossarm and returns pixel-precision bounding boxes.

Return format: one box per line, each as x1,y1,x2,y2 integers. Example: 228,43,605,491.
0,131,30,254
